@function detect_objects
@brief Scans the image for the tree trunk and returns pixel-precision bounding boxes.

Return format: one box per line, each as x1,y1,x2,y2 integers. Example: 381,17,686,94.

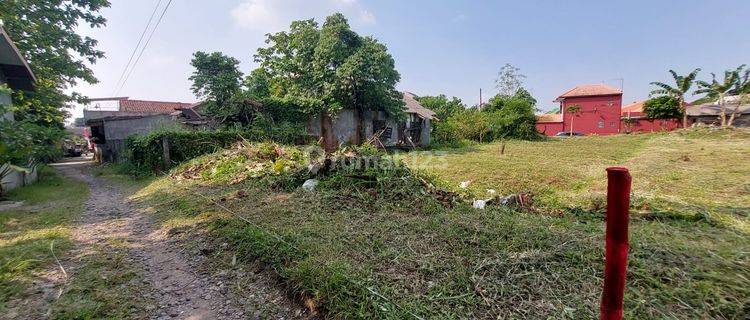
720,95,726,126
727,93,745,127
681,99,688,129
321,112,336,153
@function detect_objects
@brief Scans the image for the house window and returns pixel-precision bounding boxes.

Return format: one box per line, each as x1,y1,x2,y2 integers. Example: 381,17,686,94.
610,121,616,127
598,121,605,128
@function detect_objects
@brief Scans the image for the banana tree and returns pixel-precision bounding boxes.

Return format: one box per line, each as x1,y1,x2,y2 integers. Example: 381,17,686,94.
650,68,701,128
694,70,740,126
729,65,750,126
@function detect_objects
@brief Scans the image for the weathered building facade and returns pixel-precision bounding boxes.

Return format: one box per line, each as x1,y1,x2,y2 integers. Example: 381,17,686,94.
306,92,436,150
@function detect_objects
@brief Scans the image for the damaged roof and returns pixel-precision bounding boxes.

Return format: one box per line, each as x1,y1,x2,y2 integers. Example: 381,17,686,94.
403,92,437,120
0,26,35,91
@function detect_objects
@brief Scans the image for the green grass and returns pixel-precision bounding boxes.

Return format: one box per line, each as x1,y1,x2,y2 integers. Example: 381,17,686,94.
0,167,88,312
50,238,152,320
123,130,750,319
403,128,750,232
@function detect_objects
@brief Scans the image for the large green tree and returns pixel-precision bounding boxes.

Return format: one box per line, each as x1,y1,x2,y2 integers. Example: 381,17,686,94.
255,13,403,147
0,0,110,128
650,68,701,128
189,51,244,122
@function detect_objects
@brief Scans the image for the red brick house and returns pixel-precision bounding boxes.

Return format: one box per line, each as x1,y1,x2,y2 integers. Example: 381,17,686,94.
620,100,682,133
536,84,623,136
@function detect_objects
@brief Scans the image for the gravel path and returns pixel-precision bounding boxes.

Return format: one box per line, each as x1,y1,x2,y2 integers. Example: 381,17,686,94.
53,159,308,319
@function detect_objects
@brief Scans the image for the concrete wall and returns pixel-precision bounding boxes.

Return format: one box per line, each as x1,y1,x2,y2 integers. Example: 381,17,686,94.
0,69,36,192
94,115,183,163
102,114,180,140
1,164,38,192
306,110,430,147
560,94,623,135
0,70,13,121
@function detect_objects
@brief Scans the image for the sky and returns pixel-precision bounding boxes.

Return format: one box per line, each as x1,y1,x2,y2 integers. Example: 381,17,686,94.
69,0,750,121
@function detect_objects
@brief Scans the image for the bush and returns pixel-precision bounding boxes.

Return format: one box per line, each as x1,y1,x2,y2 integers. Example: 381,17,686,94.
125,126,307,173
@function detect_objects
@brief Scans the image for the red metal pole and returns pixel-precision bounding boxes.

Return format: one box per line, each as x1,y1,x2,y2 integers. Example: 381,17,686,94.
601,167,632,320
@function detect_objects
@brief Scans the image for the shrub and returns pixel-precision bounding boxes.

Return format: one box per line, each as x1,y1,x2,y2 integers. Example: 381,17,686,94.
125,126,307,173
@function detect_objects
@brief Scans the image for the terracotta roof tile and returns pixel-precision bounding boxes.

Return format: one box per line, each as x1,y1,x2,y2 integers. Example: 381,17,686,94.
621,101,645,114
119,99,194,114
557,84,622,100
537,113,563,122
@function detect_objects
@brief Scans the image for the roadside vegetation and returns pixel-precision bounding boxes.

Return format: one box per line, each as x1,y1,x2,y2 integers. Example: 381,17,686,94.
0,168,87,313
114,128,749,319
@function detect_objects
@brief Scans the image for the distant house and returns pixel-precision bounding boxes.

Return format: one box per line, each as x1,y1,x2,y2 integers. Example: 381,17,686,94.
0,25,38,191
536,84,623,136
687,96,750,127
84,98,202,162
306,92,437,150
620,100,681,133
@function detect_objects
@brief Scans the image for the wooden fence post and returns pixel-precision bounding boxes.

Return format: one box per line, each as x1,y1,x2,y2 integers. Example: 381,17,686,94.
161,136,171,170
601,167,632,320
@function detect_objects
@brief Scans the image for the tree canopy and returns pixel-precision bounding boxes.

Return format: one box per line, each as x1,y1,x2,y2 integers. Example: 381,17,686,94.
0,0,110,128
254,13,404,117
416,94,465,120
189,51,244,119
643,96,682,119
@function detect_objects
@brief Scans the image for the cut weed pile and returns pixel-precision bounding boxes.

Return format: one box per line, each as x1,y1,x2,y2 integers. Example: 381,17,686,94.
128,137,749,319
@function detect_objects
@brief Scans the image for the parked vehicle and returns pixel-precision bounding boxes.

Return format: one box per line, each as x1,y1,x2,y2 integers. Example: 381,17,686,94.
554,131,584,137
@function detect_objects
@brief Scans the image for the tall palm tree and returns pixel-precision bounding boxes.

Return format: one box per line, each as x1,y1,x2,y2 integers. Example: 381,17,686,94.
650,68,701,128
694,70,739,126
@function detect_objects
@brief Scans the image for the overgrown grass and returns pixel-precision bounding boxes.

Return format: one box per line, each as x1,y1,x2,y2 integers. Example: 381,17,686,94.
51,238,151,319
403,128,750,232
0,167,88,312
123,132,750,319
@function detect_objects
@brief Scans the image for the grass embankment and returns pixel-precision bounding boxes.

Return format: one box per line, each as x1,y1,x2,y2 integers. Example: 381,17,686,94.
125,133,749,319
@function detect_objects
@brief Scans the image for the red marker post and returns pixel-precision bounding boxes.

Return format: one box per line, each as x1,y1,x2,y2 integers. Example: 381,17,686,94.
601,167,632,320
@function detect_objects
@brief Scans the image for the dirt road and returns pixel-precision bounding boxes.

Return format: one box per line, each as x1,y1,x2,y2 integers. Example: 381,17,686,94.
51,158,307,319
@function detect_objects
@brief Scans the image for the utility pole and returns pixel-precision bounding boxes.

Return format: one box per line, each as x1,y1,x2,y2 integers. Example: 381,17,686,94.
479,88,483,109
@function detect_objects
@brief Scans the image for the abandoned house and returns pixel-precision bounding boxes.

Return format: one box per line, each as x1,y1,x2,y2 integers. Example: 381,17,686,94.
1,25,39,191
687,95,750,127
84,98,203,162
307,92,437,150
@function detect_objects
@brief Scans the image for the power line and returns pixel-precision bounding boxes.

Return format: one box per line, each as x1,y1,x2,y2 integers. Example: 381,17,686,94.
114,0,174,96
111,0,164,96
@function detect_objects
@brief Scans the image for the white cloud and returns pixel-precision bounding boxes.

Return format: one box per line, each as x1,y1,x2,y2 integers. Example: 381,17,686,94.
230,0,376,32
230,0,283,32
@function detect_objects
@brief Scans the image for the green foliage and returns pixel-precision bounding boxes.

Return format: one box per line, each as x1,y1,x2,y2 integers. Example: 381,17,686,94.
643,96,682,119
433,88,539,143
189,51,244,120
0,120,64,167
0,0,110,128
416,94,465,120
255,13,404,117
125,128,307,173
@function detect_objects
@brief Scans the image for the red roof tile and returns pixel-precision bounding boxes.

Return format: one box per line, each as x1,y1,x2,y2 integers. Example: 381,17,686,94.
537,113,563,123
557,84,622,100
119,99,194,114
621,101,645,114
